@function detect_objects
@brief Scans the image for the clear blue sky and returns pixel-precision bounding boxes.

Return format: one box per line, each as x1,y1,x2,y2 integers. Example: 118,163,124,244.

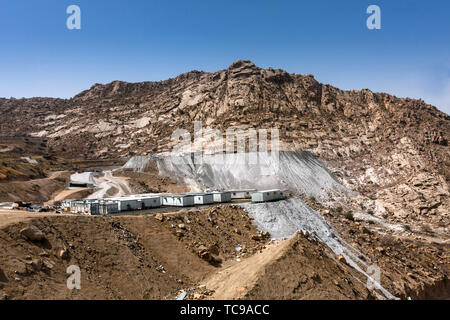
1,0,449,114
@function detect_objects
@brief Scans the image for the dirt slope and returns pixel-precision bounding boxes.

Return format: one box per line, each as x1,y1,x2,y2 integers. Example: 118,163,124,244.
0,206,268,300
45,188,92,205
0,205,448,300
243,233,373,300
0,177,67,203
203,240,292,300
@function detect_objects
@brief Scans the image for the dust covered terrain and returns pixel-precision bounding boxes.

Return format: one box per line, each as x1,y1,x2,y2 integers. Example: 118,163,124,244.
0,204,448,300
0,60,448,300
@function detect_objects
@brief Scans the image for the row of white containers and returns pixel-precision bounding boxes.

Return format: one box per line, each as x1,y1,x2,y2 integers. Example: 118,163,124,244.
64,189,284,215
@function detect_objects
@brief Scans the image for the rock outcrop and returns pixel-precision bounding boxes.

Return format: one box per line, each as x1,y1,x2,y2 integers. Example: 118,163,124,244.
0,60,448,232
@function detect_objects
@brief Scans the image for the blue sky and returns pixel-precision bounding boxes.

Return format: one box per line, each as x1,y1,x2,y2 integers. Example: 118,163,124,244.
0,0,449,114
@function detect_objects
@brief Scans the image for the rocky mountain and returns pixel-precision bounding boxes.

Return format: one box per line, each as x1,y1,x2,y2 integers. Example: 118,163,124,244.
0,60,449,233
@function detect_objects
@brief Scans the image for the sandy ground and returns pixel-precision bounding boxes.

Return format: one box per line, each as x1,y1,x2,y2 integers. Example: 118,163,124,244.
0,206,447,300
0,210,70,229
45,188,91,206
0,206,271,300
203,240,290,299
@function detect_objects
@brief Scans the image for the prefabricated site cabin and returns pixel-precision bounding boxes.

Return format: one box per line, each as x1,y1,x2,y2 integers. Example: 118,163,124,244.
70,200,99,215
228,189,256,199
85,199,100,215
125,194,162,208
191,193,214,205
161,194,195,207
137,196,161,209
110,197,141,212
127,193,159,199
69,181,95,188
251,189,284,203
98,201,119,215
69,200,83,214
61,200,72,211
68,172,96,188
69,200,82,214
212,192,232,203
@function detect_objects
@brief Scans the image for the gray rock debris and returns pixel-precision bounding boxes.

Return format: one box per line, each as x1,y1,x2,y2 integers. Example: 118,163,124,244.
240,198,397,300
124,151,349,201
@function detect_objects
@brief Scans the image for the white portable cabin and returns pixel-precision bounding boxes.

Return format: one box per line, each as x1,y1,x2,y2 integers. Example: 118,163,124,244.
68,172,96,188
70,200,99,215
88,201,100,215
61,200,73,210
228,189,256,199
138,196,161,209
127,193,159,199
83,199,100,215
69,200,82,214
70,200,87,214
99,201,119,215
112,198,141,212
251,189,284,203
212,192,232,203
125,194,162,208
191,193,214,205
161,194,195,207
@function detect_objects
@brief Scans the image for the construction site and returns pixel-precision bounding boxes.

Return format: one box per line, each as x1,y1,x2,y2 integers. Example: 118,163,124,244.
1,1,449,313
61,187,284,216
0,150,448,301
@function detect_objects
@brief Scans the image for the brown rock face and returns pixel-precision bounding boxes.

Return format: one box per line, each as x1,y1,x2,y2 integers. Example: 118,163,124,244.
0,60,448,231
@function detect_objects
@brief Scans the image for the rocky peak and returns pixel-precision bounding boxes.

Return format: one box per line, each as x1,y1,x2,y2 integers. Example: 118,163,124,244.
263,67,293,84
227,60,261,80
74,81,131,100
228,60,257,70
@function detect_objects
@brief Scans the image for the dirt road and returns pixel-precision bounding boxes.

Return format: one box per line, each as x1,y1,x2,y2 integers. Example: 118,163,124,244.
0,210,69,229
202,240,290,299
88,170,132,199
44,187,92,206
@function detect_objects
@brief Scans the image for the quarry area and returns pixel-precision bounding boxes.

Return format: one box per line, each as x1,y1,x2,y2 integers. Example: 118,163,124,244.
0,61,449,300
0,151,448,300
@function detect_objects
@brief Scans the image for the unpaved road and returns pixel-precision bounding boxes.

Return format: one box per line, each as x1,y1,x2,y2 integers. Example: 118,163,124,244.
52,188,89,202
203,240,290,299
45,187,90,205
0,210,70,229
88,170,132,199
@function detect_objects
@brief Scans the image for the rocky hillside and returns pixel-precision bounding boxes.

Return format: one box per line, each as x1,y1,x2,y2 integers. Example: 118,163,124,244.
0,60,449,232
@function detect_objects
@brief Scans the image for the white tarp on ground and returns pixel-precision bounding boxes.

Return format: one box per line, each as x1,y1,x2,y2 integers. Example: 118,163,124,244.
123,151,349,201
70,172,96,186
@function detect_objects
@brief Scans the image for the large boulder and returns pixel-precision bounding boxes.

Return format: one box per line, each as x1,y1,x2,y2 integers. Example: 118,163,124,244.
20,225,45,241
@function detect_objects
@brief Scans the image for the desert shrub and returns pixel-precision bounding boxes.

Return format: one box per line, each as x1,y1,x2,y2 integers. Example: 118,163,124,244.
138,180,147,188
421,225,434,235
402,224,412,233
344,212,354,221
